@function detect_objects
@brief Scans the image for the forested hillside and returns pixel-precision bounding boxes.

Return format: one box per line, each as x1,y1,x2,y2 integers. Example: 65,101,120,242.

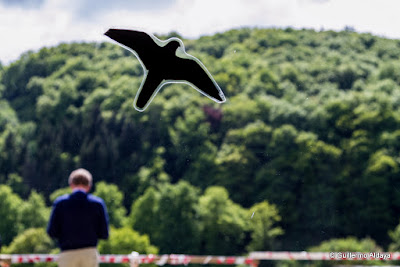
1,27,400,255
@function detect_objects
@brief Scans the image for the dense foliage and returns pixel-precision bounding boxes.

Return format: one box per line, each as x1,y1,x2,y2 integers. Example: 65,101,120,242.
1,27,400,257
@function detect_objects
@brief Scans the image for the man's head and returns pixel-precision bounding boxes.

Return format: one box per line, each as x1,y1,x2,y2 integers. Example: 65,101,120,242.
69,168,92,192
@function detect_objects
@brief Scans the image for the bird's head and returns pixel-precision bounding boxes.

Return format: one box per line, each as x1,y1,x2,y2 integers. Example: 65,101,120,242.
165,40,182,53
165,39,190,59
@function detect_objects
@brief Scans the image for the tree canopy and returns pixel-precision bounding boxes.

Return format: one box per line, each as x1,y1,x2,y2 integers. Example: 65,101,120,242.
1,27,400,254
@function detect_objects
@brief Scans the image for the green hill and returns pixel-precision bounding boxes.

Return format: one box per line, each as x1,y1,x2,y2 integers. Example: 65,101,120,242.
1,27,400,251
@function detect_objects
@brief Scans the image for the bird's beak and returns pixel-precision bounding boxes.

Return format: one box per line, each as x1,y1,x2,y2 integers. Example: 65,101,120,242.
104,29,130,45
104,29,119,40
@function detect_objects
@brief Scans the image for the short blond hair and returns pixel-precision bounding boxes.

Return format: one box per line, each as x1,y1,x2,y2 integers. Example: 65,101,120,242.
69,168,93,187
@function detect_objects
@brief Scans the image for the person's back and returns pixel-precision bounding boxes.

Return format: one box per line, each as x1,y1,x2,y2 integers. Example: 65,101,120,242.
49,191,108,251
47,168,109,267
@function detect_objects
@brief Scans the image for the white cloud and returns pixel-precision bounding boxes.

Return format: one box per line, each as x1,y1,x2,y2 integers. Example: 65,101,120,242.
1,0,400,65
291,0,400,37
99,0,298,38
0,1,75,64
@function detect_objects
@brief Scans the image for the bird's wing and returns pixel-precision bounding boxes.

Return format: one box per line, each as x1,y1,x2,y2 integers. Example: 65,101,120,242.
104,29,160,68
134,71,164,111
172,58,226,103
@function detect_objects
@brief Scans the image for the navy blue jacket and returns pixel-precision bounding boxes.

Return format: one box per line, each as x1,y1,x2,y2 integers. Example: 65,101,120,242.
47,190,109,251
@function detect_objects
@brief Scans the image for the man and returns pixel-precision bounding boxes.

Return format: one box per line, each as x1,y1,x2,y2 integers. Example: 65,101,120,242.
47,168,109,267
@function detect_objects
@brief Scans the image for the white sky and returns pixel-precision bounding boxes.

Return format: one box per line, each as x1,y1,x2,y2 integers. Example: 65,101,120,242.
1,0,400,65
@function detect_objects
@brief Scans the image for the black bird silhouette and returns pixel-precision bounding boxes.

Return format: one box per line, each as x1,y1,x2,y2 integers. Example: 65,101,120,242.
104,29,226,111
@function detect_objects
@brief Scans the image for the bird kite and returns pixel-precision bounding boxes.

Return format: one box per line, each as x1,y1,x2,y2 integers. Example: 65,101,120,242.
105,29,226,111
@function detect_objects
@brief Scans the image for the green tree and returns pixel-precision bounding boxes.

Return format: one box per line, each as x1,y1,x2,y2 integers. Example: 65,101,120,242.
168,104,218,187
93,182,127,228
98,227,158,254
132,147,171,200
215,121,272,206
130,182,200,254
198,186,248,255
359,150,399,244
129,187,160,242
247,201,283,251
155,181,201,254
20,190,50,231
221,95,261,129
98,227,158,267
4,228,56,254
389,220,400,251
0,185,23,245
3,228,57,267
4,173,29,197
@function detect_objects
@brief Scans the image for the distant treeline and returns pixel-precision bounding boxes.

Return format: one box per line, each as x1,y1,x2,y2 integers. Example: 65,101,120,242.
1,27,400,256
